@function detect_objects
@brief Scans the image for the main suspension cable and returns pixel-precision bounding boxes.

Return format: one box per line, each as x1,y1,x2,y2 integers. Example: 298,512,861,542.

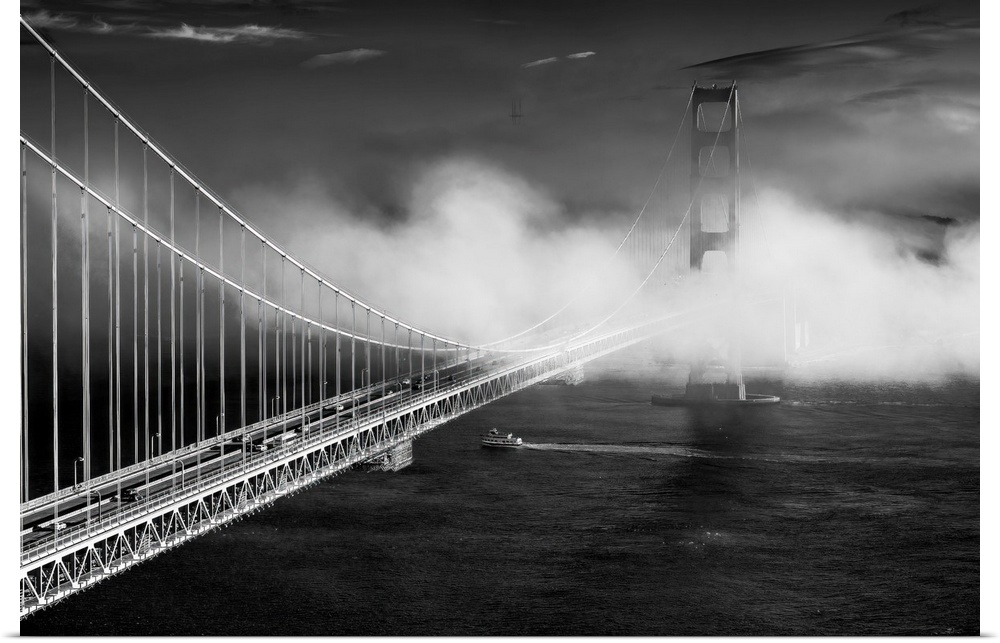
565,85,736,343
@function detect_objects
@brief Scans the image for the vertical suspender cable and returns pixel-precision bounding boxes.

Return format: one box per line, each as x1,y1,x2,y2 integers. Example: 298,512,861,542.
261,243,266,420
351,302,356,395
292,270,298,421
200,203,207,462
179,251,185,457
114,118,122,501
257,290,267,421
195,189,202,478
21,142,29,502
291,272,297,421
82,87,91,514
335,292,340,424
281,256,286,430
106,205,113,477
132,222,137,466
318,285,323,429
156,240,161,456
365,310,370,408
143,145,149,465
306,323,311,416
169,168,176,459
200,233,206,457
51,54,59,499
219,207,225,436
308,298,313,411
300,268,305,425
274,259,280,421
240,225,246,432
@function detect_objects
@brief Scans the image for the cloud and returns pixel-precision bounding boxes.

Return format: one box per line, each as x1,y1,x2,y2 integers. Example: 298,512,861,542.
23,10,78,30
23,10,141,35
685,7,977,81
146,23,308,43
23,11,310,43
884,2,979,29
521,52,594,68
301,48,386,68
685,33,937,79
233,158,636,343
521,57,558,68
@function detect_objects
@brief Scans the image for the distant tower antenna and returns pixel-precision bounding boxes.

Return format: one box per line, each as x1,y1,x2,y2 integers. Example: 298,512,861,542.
509,97,522,124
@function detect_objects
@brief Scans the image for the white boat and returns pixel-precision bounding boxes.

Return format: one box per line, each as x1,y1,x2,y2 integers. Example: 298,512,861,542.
481,428,522,448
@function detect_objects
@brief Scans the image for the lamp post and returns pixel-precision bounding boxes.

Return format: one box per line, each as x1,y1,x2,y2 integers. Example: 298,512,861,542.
73,457,85,490
151,432,160,458
271,396,280,420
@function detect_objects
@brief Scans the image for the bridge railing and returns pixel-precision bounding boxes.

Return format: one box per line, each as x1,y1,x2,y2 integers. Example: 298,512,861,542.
21,354,505,562
20,377,407,514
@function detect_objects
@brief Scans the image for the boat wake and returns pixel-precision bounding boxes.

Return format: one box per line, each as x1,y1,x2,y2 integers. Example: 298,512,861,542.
520,443,877,465
521,443,717,459
784,400,960,408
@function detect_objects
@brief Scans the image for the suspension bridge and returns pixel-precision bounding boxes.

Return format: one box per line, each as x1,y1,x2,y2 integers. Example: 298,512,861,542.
18,15,780,618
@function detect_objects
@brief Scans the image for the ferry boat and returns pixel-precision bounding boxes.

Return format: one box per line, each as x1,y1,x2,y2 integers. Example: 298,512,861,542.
481,428,522,448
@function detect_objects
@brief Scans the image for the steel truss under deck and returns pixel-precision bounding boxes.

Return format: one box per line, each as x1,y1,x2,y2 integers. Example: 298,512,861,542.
20,315,690,618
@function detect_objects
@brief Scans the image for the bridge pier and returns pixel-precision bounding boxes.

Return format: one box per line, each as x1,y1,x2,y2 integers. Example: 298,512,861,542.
684,380,745,402
541,365,585,386
362,439,413,472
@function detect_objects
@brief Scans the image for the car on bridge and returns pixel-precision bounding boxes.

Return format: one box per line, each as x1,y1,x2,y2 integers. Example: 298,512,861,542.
114,487,146,503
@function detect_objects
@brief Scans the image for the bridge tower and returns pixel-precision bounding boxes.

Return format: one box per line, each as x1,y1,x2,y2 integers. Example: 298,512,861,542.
686,82,745,401
689,82,739,272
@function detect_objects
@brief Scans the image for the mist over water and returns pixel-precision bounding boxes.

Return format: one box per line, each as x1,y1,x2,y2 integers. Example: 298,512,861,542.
237,157,639,345
745,189,979,378
235,152,978,383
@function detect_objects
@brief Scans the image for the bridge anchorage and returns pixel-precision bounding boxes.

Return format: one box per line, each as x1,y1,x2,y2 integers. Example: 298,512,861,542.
651,82,780,407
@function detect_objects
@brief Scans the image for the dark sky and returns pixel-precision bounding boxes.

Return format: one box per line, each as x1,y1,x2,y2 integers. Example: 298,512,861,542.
19,0,978,229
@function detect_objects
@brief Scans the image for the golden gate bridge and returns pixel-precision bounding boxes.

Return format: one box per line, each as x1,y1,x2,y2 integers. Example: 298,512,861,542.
18,14,781,617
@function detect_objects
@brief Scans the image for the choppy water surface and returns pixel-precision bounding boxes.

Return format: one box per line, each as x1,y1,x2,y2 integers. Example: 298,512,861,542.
21,354,979,636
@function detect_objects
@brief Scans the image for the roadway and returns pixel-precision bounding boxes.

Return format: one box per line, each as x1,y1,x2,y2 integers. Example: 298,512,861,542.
20,352,510,547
